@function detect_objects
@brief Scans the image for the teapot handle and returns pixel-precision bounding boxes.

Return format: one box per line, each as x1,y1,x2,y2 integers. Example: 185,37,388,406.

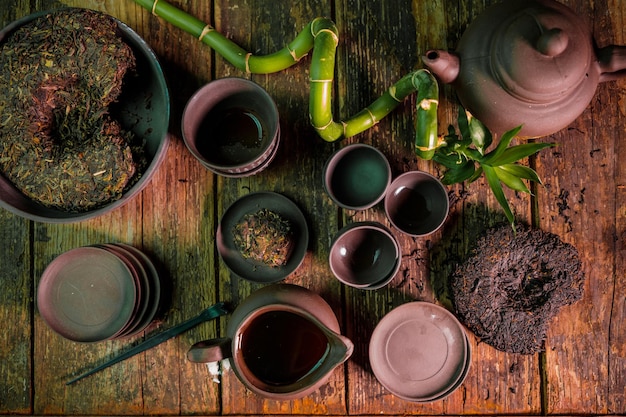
598,45,626,82
187,338,232,363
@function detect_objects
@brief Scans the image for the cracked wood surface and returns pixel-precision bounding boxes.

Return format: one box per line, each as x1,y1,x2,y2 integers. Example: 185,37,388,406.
0,0,624,415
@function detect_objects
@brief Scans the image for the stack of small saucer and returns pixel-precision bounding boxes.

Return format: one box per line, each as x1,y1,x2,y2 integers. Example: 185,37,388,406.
37,244,163,342
369,302,471,402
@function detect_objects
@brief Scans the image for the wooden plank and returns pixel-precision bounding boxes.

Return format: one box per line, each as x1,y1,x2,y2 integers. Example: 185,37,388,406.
335,0,448,413
33,207,145,415
336,0,541,413
127,0,221,413
0,210,31,414
13,0,218,413
42,0,221,413
209,0,346,414
137,141,220,415
607,1,626,413
536,110,614,414
0,4,38,416
536,0,622,414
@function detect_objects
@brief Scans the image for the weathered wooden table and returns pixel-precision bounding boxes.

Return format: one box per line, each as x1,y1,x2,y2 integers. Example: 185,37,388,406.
1,0,625,415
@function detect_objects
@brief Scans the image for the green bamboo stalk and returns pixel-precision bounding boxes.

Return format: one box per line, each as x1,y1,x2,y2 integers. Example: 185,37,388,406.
131,0,554,229
414,70,440,160
131,0,438,143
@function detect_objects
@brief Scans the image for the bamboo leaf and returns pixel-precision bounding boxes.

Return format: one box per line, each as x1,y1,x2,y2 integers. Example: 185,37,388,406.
483,165,516,229
433,151,462,169
467,112,492,154
485,142,555,166
441,131,468,152
441,160,476,184
493,166,531,194
481,125,523,164
457,107,470,139
498,163,543,184
467,165,483,183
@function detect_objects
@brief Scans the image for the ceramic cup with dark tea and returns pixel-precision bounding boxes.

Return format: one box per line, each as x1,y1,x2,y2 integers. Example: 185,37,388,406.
187,284,353,399
182,77,280,177
323,143,391,210
384,170,449,236
329,222,400,290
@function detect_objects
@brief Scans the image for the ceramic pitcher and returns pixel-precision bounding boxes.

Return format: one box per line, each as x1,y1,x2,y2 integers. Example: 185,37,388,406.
187,284,354,400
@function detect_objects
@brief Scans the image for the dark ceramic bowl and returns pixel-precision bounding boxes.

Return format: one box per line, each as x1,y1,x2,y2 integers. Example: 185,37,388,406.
0,9,170,223
329,222,400,289
323,144,391,210
216,192,309,283
384,171,449,236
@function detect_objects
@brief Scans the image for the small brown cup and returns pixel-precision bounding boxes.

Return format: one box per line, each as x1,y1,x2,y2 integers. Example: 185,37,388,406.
329,222,400,290
182,78,280,177
384,171,449,236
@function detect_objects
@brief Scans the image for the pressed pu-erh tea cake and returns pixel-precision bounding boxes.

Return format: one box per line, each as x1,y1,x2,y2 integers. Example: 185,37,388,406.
232,209,295,268
0,9,145,212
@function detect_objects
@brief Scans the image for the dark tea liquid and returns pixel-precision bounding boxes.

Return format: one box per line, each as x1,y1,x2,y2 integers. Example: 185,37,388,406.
392,186,430,231
240,310,329,386
196,106,268,166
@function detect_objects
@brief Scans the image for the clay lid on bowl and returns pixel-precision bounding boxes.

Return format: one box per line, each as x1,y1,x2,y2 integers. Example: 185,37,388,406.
37,246,137,342
369,301,470,402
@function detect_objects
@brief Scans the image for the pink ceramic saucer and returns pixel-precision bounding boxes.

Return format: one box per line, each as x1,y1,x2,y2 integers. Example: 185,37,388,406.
97,244,151,338
37,247,137,343
112,243,162,334
369,301,469,402
421,331,471,402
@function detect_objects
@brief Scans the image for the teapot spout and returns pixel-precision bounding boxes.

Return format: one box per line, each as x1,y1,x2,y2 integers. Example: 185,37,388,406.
597,45,626,82
422,50,460,84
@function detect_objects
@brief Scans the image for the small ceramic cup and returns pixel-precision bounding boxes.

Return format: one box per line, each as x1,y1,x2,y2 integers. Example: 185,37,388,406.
329,222,400,290
323,143,391,210
182,78,280,177
384,171,449,236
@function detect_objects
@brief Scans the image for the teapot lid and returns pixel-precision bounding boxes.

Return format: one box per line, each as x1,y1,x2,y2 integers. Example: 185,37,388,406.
488,0,593,103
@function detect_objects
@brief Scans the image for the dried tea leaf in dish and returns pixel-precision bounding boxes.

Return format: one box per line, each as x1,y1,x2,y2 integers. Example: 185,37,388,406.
0,9,145,212
232,209,295,268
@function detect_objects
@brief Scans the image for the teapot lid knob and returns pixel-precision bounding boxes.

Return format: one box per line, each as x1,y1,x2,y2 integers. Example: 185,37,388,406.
536,28,568,56
489,4,593,103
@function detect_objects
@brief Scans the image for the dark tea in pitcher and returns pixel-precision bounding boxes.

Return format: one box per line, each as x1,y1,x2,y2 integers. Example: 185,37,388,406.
240,310,329,386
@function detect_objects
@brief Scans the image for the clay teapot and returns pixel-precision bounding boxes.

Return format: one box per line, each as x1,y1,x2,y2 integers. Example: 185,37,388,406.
422,0,626,137
187,284,353,400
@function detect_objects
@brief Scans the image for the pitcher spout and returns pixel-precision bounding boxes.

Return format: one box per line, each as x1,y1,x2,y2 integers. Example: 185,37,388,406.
325,331,354,365
422,50,460,84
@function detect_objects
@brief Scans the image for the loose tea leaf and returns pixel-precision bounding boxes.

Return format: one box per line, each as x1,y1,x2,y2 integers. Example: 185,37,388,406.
450,224,585,354
0,9,145,212
232,209,294,268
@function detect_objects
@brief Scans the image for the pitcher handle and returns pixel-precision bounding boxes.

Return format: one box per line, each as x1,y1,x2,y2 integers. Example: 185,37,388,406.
187,338,232,363
598,45,626,82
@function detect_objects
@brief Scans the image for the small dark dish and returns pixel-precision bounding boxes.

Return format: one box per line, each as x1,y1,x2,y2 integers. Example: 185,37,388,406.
217,192,309,283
